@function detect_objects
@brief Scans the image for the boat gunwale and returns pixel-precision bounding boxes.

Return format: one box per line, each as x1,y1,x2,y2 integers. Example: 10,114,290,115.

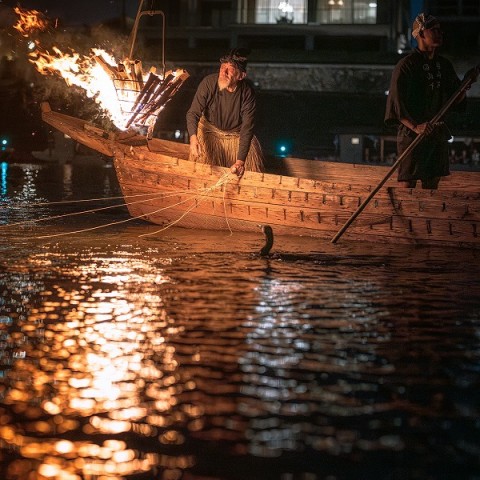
42,103,480,193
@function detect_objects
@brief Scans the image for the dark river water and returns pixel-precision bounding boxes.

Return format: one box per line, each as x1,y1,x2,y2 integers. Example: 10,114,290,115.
1,159,480,480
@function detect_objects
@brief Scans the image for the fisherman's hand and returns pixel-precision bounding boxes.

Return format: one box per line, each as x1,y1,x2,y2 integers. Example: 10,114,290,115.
414,122,435,136
231,160,245,177
463,65,480,84
189,135,202,157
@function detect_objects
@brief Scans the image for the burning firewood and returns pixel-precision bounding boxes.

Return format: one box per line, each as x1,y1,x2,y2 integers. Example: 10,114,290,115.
126,72,162,127
93,55,119,79
134,71,189,126
93,54,189,131
132,60,144,90
14,7,189,134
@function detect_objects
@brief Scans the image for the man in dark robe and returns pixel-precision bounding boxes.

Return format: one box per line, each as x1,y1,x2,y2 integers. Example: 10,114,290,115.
385,13,466,189
186,49,264,177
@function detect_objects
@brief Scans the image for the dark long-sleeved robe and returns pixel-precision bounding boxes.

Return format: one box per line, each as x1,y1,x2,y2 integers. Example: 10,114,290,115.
186,73,256,162
385,49,463,182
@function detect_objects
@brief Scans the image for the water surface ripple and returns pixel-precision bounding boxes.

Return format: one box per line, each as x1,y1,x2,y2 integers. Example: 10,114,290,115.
0,162,479,480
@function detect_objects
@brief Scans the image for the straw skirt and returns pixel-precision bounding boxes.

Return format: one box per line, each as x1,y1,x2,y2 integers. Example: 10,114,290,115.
190,116,264,172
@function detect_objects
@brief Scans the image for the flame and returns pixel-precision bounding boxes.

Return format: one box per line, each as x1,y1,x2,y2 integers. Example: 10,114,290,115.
15,8,189,132
30,45,128,128
13,7,49,37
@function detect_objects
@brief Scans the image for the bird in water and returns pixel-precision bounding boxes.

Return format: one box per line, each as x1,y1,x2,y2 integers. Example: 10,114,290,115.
259,225,274,256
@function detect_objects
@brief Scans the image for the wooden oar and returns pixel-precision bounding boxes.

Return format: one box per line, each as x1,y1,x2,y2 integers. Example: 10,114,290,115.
331,67,479,244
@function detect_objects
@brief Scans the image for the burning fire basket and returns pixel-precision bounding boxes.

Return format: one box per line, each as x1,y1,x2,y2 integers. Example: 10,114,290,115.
95,1,189,137
94,55,189,136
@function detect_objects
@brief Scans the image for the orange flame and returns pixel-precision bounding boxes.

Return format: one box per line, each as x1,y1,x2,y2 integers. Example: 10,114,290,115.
13,7,49,37
14,8,189,133
29,46,123,123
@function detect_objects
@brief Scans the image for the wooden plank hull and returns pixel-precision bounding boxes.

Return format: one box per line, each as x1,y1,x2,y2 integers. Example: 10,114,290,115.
41,103,480,249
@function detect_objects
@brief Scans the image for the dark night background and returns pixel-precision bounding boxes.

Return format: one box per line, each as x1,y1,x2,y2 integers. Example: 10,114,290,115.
0,0,479,160
1,0,132,25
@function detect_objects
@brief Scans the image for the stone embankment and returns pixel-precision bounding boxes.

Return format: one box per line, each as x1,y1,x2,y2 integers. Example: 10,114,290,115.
177,61,480,97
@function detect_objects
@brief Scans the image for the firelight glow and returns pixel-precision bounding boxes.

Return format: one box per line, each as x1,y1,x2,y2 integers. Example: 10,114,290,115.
13,6,48,36
13,7,189,132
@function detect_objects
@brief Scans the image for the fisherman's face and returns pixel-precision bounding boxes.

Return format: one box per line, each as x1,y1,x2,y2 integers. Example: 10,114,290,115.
218,62,245,91
421,23,443,47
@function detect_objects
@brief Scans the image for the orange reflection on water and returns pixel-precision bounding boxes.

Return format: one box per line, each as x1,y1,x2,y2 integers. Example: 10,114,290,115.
0,253,195,479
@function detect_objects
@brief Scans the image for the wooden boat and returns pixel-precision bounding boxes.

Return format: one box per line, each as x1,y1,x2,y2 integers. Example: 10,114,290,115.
40,102,480,249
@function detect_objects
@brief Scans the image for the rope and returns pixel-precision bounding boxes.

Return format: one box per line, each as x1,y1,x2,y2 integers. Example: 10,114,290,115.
222,172,233,236
35,172,233,240
34,193,206,239
138,172,232,238
0,191,193,228
0,192,159,209
138,193,209,238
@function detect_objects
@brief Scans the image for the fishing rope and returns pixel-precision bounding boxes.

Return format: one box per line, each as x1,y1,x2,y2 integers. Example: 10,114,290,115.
34,194,208,239
0,190,195,228
1,192,164,208
222,172,233,235
139,171,233,238
138,193,209,238
35,172,233,239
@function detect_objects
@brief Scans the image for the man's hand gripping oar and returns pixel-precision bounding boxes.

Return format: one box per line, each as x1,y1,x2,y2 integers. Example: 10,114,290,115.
331,64,480,245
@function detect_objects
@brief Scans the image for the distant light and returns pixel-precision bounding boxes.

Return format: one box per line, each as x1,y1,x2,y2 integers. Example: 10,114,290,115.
397,49,403,54
368,2,377,7
277,140,291,157
351,137,360,145
384,90,389,95
174,130,181,139
448,137,454,143
28,41,36,50
278,1,294,13
1,139,7,146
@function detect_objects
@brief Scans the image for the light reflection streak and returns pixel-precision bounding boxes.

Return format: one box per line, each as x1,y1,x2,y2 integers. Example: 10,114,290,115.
62,163,72,198
242,269,394,458
241,276,310,457
19,165,39,202
0,251,196,479
1,162,7,197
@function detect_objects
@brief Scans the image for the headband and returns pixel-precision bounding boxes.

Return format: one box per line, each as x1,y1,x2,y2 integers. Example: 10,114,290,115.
412,13,439,39
219,49,248,73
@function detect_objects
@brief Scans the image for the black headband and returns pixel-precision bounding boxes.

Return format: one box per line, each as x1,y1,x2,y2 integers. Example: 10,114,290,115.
219,49,248,73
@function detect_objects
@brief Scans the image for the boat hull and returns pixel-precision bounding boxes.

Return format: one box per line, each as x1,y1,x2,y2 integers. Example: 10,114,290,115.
41,103,480,248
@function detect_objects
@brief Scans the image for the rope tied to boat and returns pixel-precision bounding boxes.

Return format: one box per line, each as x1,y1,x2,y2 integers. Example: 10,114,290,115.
138,171,234,237
1,171,235,240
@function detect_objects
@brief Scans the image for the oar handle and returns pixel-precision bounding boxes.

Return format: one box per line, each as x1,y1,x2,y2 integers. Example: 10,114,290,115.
331,68,478,245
